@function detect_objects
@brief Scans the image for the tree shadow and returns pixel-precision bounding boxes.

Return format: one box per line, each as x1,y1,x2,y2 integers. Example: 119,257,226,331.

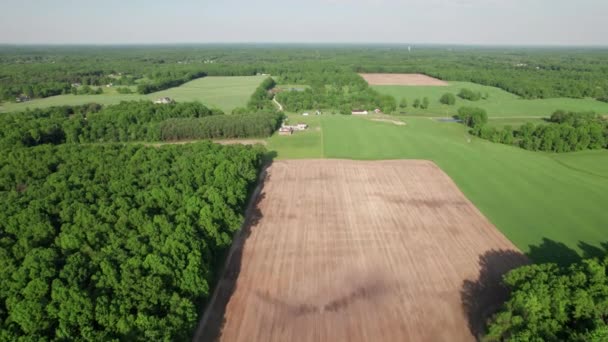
192,164,272,342
462,239,608,340
460,249,529,340
526,237,582,267
578,241,608,261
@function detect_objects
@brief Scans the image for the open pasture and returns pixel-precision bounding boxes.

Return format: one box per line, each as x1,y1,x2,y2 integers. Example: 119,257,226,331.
360,73,448,86
0,76,266,113
266,115,608,261
198,159,526,341
373,81,608,118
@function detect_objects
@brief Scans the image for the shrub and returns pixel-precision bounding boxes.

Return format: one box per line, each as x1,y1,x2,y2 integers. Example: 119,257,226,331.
458,88,482,101
439,93,456,105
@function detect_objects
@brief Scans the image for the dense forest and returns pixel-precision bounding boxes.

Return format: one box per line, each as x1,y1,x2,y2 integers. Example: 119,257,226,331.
0,142,265,340
160,112,283,140
485,255,608,341
0,100,284,148
2,45,607,102
464,110,608,153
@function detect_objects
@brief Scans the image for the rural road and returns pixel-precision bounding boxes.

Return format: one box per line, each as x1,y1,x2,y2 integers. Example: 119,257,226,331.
272,96,284,111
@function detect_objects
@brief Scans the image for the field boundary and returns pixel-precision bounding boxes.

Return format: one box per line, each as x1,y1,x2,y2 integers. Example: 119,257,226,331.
360,73,448,86
192,163,269,341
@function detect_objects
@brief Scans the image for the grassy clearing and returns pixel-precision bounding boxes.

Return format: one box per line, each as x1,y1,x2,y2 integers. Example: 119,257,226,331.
374,81,608,118
268,114,608,259
0,76,266,113
266,114,324,158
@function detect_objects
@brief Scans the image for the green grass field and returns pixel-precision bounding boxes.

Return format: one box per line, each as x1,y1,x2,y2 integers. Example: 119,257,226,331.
374,81,608,118
267,114,324,158
267,115,608,261
0,76,266,113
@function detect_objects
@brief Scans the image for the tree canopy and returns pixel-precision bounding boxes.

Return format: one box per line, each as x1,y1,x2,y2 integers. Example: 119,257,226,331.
485,256,608,341
0,142,265,340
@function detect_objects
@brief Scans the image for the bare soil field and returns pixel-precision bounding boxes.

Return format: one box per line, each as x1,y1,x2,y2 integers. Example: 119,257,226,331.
360,73,449,86
196,160,527,342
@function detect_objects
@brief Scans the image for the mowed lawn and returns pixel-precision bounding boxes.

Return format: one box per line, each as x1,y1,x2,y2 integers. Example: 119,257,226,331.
268,115,608,261
374,81,608,118
0,76,266,113
267,114,324,158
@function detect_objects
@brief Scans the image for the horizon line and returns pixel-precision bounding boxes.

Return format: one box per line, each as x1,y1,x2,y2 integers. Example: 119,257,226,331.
1,42,608,49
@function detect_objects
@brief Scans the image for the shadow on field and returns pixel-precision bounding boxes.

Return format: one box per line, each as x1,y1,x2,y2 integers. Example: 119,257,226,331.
460,249,529,340
527,238,608,267
193,164,271,342
461,239,608,340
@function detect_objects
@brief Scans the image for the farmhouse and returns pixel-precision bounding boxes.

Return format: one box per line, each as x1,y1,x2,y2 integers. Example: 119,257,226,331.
154,97,174,104
281,123,308,131
352,109,369,115
71,82,82,87
278,127,293,135
374,108,382,114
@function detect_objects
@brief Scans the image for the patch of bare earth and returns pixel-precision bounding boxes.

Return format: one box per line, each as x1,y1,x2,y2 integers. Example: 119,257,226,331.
195,160,527,342
360,73,449,86
147,139,266,147
371,118,406,126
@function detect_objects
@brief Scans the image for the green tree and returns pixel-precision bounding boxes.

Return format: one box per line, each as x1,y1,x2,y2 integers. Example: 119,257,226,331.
457,106,488,128
413,98,421,108
421,97,429,109
485,256,608,341
439,93,456,105
399,98,408,108
458,88,482,101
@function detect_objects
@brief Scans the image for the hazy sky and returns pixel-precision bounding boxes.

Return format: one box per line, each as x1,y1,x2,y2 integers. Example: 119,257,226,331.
1,0,607,45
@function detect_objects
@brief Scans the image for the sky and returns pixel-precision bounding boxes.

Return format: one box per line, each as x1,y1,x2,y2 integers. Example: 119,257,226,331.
1,0,607,45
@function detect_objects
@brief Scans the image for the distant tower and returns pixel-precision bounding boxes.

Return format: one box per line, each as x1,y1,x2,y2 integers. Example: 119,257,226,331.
408,45,411,52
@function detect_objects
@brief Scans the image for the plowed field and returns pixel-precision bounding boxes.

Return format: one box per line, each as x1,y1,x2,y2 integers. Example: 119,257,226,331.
196,160,527,341
360,73,448,86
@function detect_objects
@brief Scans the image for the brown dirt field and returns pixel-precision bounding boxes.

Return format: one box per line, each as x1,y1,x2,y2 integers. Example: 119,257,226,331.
360,73,449,86
195,160,528,342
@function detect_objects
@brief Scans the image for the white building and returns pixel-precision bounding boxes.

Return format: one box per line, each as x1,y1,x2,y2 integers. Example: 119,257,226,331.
352,110,369,115
154,97,174,104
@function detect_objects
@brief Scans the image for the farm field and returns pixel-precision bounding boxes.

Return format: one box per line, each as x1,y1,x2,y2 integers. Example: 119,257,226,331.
359,73,449,86
0,76,266,113
266,115,608,262
197,159,527,341
372,81,608,118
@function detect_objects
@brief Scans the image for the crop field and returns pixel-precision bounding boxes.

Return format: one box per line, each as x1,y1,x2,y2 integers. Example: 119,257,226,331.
264,115,608,262
0,76,266,113
373,81,608,118
359,73,449,86
197,159,526,341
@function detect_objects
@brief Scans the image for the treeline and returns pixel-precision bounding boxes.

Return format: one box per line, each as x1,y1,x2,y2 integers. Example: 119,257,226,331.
0,101,223,148
246,77,276,111
0,100,284,148
137,70,207,94
4,46,608,102
485,253,608,341
0,142,264,340
70,85,103,95
160,112,284,140
275,67,396,113
461,109,608,153
352,48,608,100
